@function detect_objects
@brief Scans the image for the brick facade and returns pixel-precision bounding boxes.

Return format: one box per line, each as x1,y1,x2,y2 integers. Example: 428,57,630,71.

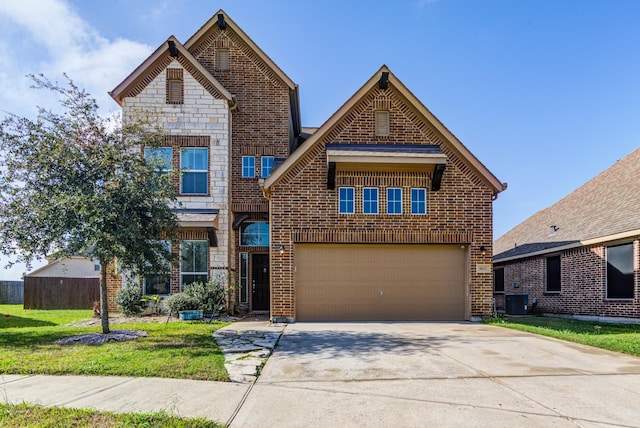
494,238,640,318
268,83,498,321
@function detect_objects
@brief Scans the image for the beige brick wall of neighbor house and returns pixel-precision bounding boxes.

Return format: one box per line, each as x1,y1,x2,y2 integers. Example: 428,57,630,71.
269,86,496,321
495,238,640,318
108,61,231,310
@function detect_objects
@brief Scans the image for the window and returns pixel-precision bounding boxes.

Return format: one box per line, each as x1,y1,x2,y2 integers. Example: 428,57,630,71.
166,68,184,104
180,240,208,288
607,243,634,299
261,156,274,178
375,110,389,137
494,268,505,294
363,188,379,214
181,148,208,194
242,156,255,178
240,222,270,246
411,188,427,215
239,252,248,304
387,188,402,215
144,241,171,295
216,48,230,71
338,187,354,214
144,147,173,173
546,255,561,293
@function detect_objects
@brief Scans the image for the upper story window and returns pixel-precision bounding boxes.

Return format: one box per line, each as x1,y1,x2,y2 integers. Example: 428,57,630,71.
216,48,230,71
411,188,427,215
387,188,402,215
166,68,184,104
261,156,275,178
363,187,379,215
180,240,208,288
181,148,208,194
242,156,255,178
240,222,270,246
338,187,355,214
375,110,389,137
606,243,634,299
144,147,173,174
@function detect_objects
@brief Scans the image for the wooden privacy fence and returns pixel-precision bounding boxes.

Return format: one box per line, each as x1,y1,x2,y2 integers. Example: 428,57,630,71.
24,277,100,309
0,281,24,304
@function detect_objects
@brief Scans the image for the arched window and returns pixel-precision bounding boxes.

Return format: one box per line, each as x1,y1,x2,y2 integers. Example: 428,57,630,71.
240,222,269,246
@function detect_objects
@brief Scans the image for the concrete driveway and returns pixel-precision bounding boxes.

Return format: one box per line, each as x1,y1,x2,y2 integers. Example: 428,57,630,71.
231,322,640,427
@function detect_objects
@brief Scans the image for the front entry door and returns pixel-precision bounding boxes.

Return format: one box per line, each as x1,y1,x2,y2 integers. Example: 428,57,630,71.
252,254,270,311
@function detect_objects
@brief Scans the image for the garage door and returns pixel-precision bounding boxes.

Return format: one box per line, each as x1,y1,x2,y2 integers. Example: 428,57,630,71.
295,244,468,321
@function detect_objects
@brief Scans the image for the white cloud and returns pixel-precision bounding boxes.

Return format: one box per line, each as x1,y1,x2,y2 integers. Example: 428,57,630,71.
0,0,152,116
0,0,153,278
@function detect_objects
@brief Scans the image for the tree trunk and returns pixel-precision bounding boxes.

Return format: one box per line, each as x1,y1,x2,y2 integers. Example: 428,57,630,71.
99,258,110,334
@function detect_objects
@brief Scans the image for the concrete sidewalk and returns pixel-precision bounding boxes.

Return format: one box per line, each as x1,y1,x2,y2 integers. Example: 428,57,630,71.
0,374,247,424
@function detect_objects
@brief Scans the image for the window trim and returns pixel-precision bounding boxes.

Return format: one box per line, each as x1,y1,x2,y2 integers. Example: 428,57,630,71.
411,188,427,215
363,187,379,215
386,187,403,215
606,242,635,300
242,156,256,178
338,187,355,215
180,147,209,195
261,156,275,178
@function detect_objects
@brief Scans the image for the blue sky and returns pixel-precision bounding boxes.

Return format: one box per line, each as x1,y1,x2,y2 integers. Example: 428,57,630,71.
1,0,639,279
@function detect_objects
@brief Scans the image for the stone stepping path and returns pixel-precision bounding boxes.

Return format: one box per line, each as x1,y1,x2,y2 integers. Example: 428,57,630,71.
213,324,285,383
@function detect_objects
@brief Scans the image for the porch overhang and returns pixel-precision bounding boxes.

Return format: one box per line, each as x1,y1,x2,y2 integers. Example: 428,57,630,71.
172,208,220,228
326,143,447,190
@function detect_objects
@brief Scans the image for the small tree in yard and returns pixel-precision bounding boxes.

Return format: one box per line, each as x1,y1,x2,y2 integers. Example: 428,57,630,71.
0,75,178,334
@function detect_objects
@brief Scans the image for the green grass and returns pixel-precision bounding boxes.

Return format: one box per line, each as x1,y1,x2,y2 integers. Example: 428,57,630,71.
0,305,230,381
0,304,93,327
0,402,221,427
485,315,640,357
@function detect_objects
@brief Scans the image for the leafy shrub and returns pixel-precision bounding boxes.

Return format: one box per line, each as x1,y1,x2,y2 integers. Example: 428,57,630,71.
114,282,146,316
183,275,227,314
162,293,199,316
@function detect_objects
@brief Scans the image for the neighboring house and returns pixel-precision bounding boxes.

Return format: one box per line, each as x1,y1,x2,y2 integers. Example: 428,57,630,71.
24,257,100,309
493,148,640,320
109,10,506,321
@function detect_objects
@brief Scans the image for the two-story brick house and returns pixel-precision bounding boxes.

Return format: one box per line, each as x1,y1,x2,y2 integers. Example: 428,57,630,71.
109,11,301,312
109,10,506,320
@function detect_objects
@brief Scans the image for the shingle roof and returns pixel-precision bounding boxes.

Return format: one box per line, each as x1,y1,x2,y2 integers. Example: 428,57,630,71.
494,147,640,260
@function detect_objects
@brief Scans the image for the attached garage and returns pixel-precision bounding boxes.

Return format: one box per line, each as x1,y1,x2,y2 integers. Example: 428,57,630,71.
295,244,468,321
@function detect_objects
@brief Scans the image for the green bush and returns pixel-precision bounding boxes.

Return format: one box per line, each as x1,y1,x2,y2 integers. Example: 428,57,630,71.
183,275,227,314
115,282,146,316
162,293,200,316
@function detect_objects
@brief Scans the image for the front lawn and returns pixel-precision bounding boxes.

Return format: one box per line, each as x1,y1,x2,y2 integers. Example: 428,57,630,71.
0,402,220,428
485,315,640,357
0,305,230,381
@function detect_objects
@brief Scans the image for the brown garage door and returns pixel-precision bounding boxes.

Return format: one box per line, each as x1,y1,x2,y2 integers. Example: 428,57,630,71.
295,244,467,321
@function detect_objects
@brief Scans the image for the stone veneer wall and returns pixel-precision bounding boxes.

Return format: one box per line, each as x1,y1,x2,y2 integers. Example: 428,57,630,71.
110,60,231,310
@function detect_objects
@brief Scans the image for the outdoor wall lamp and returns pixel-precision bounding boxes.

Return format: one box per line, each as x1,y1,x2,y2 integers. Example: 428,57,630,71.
278,244,285,255
480,245,487,256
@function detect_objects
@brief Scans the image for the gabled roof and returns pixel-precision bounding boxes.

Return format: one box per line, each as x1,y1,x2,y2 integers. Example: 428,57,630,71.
494,147,640,261
184,9,297,91
263,65,507,195
109,35,235,107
